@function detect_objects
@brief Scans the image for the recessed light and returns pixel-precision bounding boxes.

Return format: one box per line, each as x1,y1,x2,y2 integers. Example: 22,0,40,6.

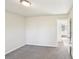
20,0,31,7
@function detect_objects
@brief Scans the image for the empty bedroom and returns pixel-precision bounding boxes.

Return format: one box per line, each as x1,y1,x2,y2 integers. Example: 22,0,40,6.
5,0,73,59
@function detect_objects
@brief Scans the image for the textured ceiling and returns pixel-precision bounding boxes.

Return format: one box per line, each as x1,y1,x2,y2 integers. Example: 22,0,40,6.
5,0,73,16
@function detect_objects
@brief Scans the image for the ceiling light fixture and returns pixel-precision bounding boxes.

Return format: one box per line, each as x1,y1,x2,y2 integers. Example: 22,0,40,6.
20,0,31,7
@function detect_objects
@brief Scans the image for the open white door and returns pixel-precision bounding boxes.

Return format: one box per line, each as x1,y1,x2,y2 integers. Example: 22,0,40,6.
57,19,70,47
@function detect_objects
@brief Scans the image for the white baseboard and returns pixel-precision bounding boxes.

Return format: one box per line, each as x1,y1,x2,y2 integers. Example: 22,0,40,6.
5,42,58,55
26,42,58,47
5,44,26,55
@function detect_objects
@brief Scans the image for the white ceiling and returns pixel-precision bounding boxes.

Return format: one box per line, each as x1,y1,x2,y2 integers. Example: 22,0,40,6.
5,0,73,16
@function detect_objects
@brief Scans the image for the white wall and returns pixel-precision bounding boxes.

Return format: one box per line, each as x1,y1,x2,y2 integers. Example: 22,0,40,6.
25,16,68,47
5,12,26,54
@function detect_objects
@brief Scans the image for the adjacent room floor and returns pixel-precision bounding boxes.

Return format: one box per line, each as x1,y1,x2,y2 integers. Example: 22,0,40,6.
5,45,71,59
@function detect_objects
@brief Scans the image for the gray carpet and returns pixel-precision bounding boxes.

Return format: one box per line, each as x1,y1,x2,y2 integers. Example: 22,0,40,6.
5,45,71,59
